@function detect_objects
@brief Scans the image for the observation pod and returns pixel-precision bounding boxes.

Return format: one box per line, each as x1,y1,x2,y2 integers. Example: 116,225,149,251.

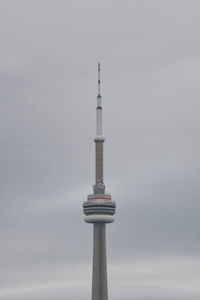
83,194,116,223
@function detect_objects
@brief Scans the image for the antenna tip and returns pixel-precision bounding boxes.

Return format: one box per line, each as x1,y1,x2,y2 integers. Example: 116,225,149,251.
98,63,100,70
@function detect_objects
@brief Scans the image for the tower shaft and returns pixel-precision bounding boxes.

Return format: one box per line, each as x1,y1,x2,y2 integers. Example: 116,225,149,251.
92,223,108,300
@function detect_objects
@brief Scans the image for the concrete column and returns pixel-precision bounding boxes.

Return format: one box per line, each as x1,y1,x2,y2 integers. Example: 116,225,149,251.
95,142,104,185
96,107,102,136
92,223,108,300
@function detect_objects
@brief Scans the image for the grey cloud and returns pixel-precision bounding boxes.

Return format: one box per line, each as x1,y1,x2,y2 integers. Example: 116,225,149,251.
0,0,200,299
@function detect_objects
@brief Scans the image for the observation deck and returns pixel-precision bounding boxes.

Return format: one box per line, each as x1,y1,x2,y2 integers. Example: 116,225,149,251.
83,193,116,223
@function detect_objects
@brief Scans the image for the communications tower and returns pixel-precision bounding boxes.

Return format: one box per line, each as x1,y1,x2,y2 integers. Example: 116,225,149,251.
83,63,116,300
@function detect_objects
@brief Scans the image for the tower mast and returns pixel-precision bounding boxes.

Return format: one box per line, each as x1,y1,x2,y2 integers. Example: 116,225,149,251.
83,64,116,300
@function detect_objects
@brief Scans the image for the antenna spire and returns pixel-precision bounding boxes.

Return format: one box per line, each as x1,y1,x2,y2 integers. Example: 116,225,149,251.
96,63,102,136
98,62,101,97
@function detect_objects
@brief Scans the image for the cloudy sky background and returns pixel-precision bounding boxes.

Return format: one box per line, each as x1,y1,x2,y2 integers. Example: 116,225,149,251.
1,0,200,299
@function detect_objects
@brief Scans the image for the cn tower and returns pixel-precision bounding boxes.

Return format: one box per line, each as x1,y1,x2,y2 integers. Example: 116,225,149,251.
83,63,116,300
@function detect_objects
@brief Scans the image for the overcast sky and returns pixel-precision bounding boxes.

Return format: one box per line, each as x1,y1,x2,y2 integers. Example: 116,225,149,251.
0,0,200,299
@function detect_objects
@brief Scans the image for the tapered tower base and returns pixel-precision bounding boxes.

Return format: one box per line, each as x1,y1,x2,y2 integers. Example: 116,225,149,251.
92,223,108,300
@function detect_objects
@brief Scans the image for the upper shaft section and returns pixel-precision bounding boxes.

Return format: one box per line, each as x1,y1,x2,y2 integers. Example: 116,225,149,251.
94,63,105,193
